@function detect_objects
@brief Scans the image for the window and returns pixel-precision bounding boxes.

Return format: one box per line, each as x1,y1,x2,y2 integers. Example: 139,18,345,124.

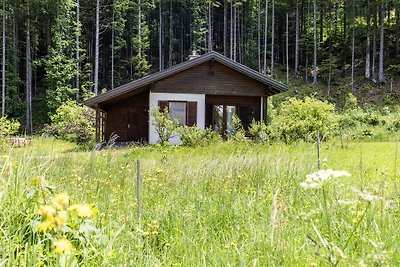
169,101,186,125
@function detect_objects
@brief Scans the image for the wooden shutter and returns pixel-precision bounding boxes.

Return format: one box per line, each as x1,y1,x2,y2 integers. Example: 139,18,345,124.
187,101,197,126
158,100,168,112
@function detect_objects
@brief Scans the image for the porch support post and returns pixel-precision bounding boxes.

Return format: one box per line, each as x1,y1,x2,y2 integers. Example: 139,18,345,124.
95,107,100,143
260,97,264,122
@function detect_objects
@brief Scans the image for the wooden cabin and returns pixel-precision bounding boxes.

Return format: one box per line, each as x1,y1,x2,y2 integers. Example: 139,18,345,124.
84,51,287,144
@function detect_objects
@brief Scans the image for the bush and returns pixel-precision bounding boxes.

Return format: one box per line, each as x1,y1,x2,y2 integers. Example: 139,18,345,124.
45,101,95,147
0,116,20,149
179,126,221,147
150,107,180,145
272,97,339,142
248,120,270,143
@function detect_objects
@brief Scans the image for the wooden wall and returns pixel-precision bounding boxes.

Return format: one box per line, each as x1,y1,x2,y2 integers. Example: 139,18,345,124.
152,62,270,97
103,91,149,142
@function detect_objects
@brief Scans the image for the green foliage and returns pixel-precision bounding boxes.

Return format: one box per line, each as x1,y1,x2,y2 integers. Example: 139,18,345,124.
272,97,339,142
228,114,247,142
45,101,95,147
150,107,180,145
178,126,221,147
0,116,20,149
248,120,269,143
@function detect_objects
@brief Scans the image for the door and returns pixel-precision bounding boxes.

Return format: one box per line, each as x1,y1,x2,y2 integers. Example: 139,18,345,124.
212,105,236,137
127,111,137,141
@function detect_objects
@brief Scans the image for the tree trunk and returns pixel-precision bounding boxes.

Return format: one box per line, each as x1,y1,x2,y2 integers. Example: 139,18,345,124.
111,1,114,89
94,0,100,95
76,0,80,95
378,3,385,84
1,0,5,116
208,0,212,52
270,0,275,76
230,0,233,59
305,0,310,82
159,0,163,70
26,0,32,133
365,1,371,80
286,12,289,83
233,0,237,61
396,4,399,54
223,0,227,56
257,0,261,72
294,2,299,75
168,1,172,67
351,4,355,93
372,5,377,82
138,0,142,57
313,0,317,85
263,0,268,74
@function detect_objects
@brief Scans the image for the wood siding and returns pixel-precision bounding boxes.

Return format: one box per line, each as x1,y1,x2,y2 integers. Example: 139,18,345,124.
103,90,149,142
152,62,271,96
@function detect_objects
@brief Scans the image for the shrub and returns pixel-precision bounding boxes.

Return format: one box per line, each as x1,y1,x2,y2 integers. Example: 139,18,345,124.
228,114,247,142
0,116,20,149
45,101,95,147
272,97,339,142
150,107,180,145
248,120,270,143
179,126,221,147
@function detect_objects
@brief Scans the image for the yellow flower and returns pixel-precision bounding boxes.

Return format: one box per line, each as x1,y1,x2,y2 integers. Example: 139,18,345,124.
55,211,68,226
53,238,74,254
69,204,93,218
53,192,69,210
32,176,48,186
38,205,56,218
38,220,56,232
142,231,150,237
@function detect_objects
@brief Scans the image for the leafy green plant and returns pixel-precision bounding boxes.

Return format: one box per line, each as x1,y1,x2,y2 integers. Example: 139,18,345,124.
272,97,339,142
44,101,95,147
150,107,180,145
178,126,221,147
0,116,20,149
248,120,270,143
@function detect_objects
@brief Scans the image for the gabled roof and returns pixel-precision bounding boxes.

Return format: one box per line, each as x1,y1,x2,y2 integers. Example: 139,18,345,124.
85,51,288,108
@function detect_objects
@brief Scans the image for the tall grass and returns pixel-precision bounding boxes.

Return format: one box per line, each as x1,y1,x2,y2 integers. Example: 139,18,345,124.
1,137,399,266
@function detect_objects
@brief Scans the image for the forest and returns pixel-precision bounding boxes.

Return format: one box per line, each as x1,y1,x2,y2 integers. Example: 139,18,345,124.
0,0,399,133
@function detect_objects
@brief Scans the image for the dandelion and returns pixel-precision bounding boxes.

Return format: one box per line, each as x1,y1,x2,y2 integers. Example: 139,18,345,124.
38,220,56,232
52,192,69,210
69,204,94,218
55,210,68,226
300,169,351,189
38,205,56,218
53,238,74,254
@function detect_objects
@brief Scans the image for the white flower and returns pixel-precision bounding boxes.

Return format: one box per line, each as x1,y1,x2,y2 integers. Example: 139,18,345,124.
338,199,361,206
300,169,351,189
352,188,383,202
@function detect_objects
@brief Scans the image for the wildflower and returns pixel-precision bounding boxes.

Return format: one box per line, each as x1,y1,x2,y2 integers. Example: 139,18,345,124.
55,211,68,226
32,176,48,187
38,220,56,232
53,238,74,254
38,205,56,218
69,204,93,218
53,192,69,210
300,169,351,189
352,188,383,202
142,231,150,237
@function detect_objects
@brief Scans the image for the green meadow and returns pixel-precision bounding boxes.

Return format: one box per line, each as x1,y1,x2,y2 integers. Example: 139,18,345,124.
1,137,399,266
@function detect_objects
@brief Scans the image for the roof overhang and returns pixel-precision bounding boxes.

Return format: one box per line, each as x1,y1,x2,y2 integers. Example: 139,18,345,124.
85,51,288,108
